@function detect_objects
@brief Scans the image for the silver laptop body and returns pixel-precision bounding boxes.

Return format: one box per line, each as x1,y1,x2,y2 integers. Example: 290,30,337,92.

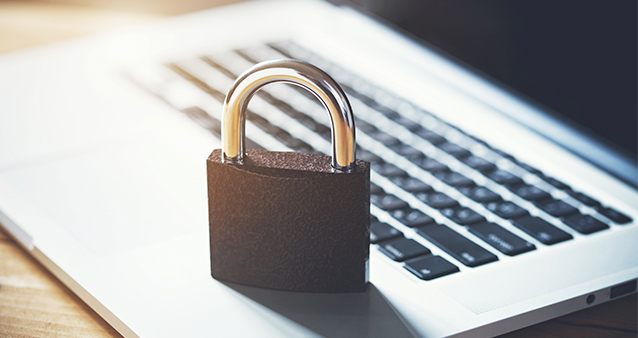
0,0,636,337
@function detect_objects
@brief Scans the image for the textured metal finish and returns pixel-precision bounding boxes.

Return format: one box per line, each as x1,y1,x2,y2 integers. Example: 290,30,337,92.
221,59,356,171
208,149,370,293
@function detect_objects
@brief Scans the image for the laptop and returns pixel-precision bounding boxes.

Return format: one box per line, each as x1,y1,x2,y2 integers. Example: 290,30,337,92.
0,0,636,337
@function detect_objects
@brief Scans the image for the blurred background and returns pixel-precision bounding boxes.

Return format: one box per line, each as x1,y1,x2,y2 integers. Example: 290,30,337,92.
0,0,243,54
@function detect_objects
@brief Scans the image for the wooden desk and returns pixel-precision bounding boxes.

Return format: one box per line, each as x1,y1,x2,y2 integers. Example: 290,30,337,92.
0,2,636,337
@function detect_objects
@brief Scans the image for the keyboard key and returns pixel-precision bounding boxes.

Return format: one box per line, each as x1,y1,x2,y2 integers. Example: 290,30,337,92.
562,213,609,234
379,238,431,262
515,161,541,175
596,206,633,224
534,198,579,217
390,176,433,193
371,194,409,211
369,102,400,119
541,176,570,190
298,117,323,132
390,208,436,227
358,149,382,163
568,191,601,207
512,216,573,245
484,200,529,219
461,156,497,172
491,148,515,160
316,125,332,139
370,218,403,244
440,206,486,225
404,255,460,280
434,170,474,187
356,120,378,133
457,186,501,203
371,162,407,177
508,184,551,201
468,222,535,256
370,131,400,146
418,224,498,267
390,144,422,157
394,116,422,132
486,170,524,186
181,107,222,134
416,192,459,209
369,183,384,195
438,142,472,158
409,156,448,172
414,128,446,145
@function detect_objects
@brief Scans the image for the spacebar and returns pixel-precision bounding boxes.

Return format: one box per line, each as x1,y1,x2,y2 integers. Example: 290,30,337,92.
417,224,498,267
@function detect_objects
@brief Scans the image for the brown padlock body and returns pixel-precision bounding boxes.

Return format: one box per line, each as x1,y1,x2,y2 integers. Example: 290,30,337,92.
207,149,370,293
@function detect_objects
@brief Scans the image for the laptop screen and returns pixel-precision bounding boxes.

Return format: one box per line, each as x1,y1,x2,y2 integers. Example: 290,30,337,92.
345,0,637,185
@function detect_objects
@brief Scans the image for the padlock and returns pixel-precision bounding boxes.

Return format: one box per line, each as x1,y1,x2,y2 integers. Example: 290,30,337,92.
207,59,370,293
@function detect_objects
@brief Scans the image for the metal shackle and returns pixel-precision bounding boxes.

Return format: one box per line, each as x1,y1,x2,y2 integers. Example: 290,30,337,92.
221,59,356,171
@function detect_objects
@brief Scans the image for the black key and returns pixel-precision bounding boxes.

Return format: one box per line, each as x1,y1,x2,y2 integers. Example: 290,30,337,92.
404,255,459,280
371,194,409,211
438,142,472,158
298,117,322,132
486,170,524,186
414,128,446,145
371,162,407,177
568,191,601,207
370,219,403,244
390,176,433,193
440,206,486,225
457,186,501,203
369,102,400,119
390,144,423,157
484,200,529,219
461,156,497,173
249,114,277,133
409,156,448,172
181,107,222,133
394,116,422,132
468,222,536,256
596,206,633,224
356,120,378,133
369,183,384,195
390,208,436,227
467,134,487,146
278,136,312,152
516,162,541,175
370,131,400,146
491,148,515,160
416,192,459,209
418,224,498,267
272,130,310,151
434,170,474,187
512,216,573,245
534,198,579,217
542,176,570,190
509,184,551,201
562,213,609,234
316,124,332,140
358,149,382,163
379,238,431,262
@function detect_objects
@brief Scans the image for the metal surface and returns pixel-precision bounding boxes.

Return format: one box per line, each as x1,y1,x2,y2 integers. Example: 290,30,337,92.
221,59,356,171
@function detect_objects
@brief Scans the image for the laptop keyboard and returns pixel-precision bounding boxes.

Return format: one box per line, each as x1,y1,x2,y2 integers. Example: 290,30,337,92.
130,41,633,281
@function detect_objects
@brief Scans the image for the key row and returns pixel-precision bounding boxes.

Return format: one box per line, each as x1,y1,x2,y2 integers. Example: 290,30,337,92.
267,41,632,226
174,51,622,246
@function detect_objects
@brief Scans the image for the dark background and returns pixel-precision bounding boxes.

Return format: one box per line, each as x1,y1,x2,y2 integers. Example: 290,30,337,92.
352,0,637,159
